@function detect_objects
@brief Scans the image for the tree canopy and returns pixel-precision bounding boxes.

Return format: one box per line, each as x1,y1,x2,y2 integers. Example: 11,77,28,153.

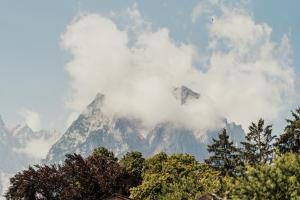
240,119,275,165
226,153,300,200
120,151,145,183
92,146,118,161
5,107,300,199
130,153,221,200
5,152,137,200
275,108,300,153
205,128,240,176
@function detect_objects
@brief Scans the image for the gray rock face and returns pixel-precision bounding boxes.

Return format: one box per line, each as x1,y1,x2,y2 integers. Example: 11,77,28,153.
146,122,208,158
46,94,147,163
46,86,245,163
173,86,200,104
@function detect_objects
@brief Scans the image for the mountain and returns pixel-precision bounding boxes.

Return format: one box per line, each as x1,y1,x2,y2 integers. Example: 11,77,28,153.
0,116,60,197
0,116,26,174
46,94,147,163
11,124,37,145
46,86,245,163
11,124,60,153
173,85,200,104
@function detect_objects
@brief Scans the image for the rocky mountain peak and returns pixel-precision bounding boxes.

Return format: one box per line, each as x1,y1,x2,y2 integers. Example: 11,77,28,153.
87,93,105,111
45,90,245,164
173,86,200,104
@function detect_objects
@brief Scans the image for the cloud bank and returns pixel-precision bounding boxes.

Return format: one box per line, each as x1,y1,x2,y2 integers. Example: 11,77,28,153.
62,2,295,134
19,108,41,132
17,109,60,159
17,133,60,159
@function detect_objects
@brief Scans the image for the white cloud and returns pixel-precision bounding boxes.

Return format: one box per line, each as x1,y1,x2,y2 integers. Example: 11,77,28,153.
202,7,295,127
62,3,295,134
16,134,60,159
191,0,250,23
191,1,213,23
16,109,61,159
19,109,41,131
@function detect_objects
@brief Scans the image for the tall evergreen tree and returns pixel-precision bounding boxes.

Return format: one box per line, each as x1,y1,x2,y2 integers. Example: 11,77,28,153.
275,108,300,153
205,128,239,176
240,119,275,165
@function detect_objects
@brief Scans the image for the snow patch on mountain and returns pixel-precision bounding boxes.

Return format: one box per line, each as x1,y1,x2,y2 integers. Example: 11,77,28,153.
46,86,245,164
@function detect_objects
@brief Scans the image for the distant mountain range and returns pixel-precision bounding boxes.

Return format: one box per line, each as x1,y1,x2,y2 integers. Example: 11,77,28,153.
0,86,245,197
46,86,245,163
0,117,60,196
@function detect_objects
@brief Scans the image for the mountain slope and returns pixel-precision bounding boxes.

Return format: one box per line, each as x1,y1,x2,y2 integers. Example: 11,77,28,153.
46,94,146,163
46,86,245,163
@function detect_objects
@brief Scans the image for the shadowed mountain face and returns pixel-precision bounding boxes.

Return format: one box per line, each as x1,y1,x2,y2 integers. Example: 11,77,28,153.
46,86,245,163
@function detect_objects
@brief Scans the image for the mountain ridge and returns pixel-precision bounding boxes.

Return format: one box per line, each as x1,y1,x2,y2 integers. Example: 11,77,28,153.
46,86,245,163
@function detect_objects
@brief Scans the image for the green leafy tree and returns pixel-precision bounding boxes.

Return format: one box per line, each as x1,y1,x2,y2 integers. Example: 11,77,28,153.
142,152,168,174
205,128,240,176
120,151,145,182
130,153,221,200
226,153,300,200
275,108,300,153
240,119,275,165
92,147,118,161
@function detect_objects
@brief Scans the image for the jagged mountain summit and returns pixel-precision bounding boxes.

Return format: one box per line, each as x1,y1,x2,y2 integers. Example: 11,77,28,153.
11,124,60,149
46,86,245,163
46,93,146,163
173,86,200,104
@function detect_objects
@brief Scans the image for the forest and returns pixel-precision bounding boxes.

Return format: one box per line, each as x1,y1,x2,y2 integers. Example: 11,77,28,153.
4,108,300,200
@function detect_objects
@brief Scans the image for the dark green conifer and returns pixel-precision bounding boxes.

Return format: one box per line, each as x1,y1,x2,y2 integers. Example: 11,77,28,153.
240,119,275,165
205,128,239,176
275,108,300,153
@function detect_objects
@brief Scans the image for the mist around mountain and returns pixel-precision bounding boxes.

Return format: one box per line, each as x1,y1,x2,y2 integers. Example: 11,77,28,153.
0,117,60,197
46,86,245,164
0,86,245,197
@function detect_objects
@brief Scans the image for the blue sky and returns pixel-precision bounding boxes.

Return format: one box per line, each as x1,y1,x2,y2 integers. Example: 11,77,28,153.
0,0,299,132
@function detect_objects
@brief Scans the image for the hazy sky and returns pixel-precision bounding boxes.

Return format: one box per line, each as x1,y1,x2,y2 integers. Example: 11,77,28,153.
0,0,299,133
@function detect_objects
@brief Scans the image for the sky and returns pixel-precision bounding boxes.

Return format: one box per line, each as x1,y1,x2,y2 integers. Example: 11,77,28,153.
0,0,299,134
